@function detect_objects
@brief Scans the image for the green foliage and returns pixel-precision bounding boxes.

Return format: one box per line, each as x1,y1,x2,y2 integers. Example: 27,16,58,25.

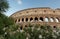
23,24,60,39
0,0,9,35
1,24,60,39
0,14,14,35
0,0,9,13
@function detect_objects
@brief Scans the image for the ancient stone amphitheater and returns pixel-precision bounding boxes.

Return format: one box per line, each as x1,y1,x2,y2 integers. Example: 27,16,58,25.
10,7,60,28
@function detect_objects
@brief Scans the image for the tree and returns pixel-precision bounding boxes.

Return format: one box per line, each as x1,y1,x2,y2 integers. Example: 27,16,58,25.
0,0,9,35
4,24,60,39
0,0,9,13
0,13,14,35
3,24,26,39
23,24,60,39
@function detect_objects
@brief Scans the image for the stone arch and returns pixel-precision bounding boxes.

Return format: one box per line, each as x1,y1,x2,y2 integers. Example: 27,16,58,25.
18,19,20,22
26,18,28,22
34,17,38,21
20,26,23,30
22,18,24,22
30,17,33,22
39,17,43,22
53,26,56,28
25,25,28,28
50,17,54,22
15,19,17,23
44,17,49,22
55,17,59,22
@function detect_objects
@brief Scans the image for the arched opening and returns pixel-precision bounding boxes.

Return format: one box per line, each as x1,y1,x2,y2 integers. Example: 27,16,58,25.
22,18,24,22
44,17,49,22
18,19,20,22
26,18,28,22
55,17,59,22
35,17,38,21
44,10,46,12
35,10,37,12
30,17,33,22
53,11,55,13
50,17,54,22
53,26,56,28
25,25,27,27
25,25,28,28
39,17,43,21
20,26,23,30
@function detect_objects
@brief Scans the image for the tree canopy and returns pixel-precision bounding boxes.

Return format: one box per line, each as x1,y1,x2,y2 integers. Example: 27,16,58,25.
0,0,9,13
1,24,60,39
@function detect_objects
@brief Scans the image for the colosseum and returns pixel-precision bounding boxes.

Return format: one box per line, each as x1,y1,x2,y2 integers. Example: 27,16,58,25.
10,7,60,29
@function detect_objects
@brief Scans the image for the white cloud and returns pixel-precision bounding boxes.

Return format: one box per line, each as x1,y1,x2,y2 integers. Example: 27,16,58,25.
16,0,22,4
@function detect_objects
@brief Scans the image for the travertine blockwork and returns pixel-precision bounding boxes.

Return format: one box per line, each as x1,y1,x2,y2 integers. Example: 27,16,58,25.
10,7,60,28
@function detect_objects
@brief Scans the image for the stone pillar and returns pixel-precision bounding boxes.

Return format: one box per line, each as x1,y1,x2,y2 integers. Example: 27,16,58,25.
16,19,18,23
38,17,40,22
37,17,39,22
43,16,45,22
33,17,35,22
53,17,56,22
20,18,22,22
24,18,26,22
48,17,51,22
28,18,30,22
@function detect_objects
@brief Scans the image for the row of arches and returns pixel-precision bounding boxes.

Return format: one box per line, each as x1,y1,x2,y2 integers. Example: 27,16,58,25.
20,25,57,30
15,17,60,23
44,17,59,22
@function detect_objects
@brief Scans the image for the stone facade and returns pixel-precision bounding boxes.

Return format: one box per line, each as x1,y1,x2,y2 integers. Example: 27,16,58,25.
10,7,60,28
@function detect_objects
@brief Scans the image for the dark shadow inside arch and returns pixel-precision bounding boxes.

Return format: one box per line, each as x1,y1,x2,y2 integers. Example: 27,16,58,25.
53,26,56,28
25,25,28,28
20,26,23,30
35,17,38,21
18,19,20,22
22,18,24,22
30,17,33,21
26,18,28,22
40,17,43,21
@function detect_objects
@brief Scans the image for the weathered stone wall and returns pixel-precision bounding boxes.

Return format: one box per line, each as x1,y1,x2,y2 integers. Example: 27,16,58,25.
10,7,60,29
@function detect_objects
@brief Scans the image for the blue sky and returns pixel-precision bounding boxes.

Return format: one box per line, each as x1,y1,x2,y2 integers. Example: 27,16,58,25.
5,0,60,16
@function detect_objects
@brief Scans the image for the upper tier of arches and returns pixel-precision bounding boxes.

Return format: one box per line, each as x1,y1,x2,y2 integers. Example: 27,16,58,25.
10,7,60,18
15,17,60,23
